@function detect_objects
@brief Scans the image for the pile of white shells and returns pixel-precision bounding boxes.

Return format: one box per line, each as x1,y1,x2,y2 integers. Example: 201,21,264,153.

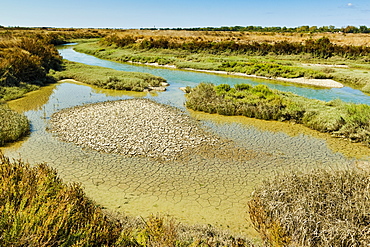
48,99,221,160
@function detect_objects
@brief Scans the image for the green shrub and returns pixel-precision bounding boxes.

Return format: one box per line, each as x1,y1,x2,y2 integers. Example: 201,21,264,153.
0,36,62,100
0,82,40,101
0,37,62,87
187,83,287,120
235,83,252,91
0,152,124,246
248,168,370,247
185,83,220,113
0,104,29,145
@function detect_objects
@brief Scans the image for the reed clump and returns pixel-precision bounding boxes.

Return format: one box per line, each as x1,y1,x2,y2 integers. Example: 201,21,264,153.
0,104,29,146
185,83,370,146
51,61,167,91
0,152,123,246
248,168,370,246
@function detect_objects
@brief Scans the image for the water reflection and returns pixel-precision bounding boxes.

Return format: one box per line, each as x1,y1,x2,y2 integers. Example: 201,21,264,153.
8,83,57,113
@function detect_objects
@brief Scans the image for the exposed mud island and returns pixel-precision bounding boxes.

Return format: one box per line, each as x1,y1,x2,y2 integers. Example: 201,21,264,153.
49,98,254,161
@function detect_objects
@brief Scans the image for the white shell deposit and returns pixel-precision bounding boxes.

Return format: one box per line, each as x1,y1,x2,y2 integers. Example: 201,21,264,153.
48,99,221,160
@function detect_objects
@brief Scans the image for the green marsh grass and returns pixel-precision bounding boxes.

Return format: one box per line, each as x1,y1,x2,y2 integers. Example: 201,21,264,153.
0,83,40,101
51,61,167,91
186,83,370,146
0,152,123,246
0,104,29,145
248,168,370,246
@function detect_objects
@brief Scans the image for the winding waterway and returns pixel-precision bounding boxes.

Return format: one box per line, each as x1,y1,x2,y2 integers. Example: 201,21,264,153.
60,46,370,105
2,46,370,237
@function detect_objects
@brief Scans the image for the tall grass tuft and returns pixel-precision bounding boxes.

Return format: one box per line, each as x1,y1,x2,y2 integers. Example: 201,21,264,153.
0,152,123,246
248,168,370,246
0,104,29,145
335,104,370,143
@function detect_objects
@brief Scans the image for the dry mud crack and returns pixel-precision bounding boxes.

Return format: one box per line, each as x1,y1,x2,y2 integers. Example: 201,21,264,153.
49,99,249,161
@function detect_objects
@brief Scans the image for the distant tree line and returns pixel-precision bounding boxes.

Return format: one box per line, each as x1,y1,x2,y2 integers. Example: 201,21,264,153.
143,25,370,33
103,35,370,59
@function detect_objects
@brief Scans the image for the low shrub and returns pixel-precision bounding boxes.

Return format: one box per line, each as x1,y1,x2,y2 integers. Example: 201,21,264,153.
103,34,370,59
0,36,62,100
0,82,40,101
0,104,29,145
335,103,370,143
248,168,370,246
0,152,123,246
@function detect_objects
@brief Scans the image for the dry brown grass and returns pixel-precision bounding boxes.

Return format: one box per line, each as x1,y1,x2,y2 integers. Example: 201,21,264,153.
248,168,370,247
110,29,370,46
2,28,370,46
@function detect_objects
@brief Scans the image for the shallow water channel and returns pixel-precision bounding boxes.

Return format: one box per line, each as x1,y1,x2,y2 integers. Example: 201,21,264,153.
2,46,370,237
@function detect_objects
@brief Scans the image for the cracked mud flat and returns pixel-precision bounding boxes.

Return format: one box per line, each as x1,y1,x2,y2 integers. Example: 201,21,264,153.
48,99,254,161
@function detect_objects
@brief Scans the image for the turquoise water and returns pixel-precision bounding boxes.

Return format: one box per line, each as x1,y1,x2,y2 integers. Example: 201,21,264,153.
59,47,370,105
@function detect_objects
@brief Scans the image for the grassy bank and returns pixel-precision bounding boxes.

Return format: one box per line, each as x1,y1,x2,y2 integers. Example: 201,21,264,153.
74,41,332,79
0,152,255,246
0,104,29,146
185,83,370,146
73,40,370,93
248,168,370,246
51,61,167,91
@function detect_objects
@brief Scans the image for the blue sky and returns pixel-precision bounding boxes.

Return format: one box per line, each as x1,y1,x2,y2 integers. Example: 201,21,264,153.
1,0,369,28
